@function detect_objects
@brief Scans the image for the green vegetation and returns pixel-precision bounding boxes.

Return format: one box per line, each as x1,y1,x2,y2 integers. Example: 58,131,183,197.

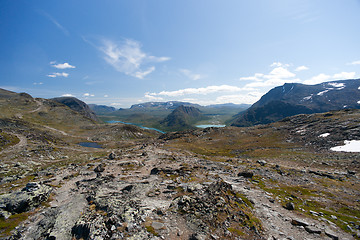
0,212,31,237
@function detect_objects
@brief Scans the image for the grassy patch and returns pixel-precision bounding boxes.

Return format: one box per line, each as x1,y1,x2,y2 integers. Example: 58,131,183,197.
0,212,31,237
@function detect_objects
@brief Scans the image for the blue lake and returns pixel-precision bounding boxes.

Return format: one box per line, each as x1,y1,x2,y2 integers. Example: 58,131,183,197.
78,142,103,148
196,124,226,128
106,120,166,134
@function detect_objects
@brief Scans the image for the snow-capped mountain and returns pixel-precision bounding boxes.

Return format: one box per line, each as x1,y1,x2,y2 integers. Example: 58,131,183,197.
231,79,360,127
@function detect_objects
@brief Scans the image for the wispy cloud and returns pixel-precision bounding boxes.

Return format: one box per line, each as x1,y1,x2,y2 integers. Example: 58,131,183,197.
87,37,170,79
180,69,204,80
347,60,360,65
51,62,76,69
40,11,69,36
47,72,69,78
83,93,95,97
33,82,43,85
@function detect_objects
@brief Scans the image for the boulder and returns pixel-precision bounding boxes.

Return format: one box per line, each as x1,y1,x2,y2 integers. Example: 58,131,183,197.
238,171,254,178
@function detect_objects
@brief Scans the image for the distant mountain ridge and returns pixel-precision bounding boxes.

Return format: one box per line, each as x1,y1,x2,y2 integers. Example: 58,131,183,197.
88,104,116,114
231,79,360,127
129,101,201,110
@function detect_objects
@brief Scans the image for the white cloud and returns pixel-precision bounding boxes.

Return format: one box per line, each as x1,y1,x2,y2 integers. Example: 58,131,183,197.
110,103,122,106
104,95,109,98
267,67,295,79
62,94,75,97
180,69,204,80
33,82,43,85
303,72,356,85
333,72,356,80
94,38,170,79
83,93,95,97
151,85,249,97
347,60,360,65
47,72,69,78
144,93,164,101
242,65,297,88
239,73,264,81
295,65,309,71
51,62,76,69
215,92,263,104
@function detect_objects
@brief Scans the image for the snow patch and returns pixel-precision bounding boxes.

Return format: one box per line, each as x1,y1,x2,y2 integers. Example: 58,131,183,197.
358,86,360,90
330,140,360,152
357,101,360,104
319,133,330,138
303,96,312,101
328,82,345,88
317,90,330,96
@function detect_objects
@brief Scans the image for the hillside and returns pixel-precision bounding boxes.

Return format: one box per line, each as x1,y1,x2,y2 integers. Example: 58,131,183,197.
159,105,205,131
51,97,99,122
88,104,117,115
231,79,360,127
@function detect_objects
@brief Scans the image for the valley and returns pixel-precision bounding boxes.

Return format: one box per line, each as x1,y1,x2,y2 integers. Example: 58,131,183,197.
0,88,359,239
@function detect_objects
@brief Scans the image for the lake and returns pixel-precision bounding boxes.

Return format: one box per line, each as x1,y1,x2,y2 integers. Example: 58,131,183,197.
106,120,166,134
78,142,103,148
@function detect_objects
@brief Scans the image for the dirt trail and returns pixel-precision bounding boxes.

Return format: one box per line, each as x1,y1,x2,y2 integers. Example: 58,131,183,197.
0,133,27,155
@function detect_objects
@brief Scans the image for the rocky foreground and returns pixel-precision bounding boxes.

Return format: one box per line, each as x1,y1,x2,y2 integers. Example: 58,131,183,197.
0,140,357,240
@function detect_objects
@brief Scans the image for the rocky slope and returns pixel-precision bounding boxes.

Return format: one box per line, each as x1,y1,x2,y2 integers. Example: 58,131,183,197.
232,79,360,127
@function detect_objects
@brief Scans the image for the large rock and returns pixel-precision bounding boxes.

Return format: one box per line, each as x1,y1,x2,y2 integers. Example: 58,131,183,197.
0,182,52,215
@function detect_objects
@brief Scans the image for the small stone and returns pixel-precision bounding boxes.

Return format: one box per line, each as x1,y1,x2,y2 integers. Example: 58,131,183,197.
304,226,322,234
152,221,164,230
94,163,105,173
291,218,309,227
257,160,267,166
108,152,116,160
284,202,295,210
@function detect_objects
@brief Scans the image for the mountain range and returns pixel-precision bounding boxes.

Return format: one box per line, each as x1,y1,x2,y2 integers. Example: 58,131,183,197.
231,79,360,127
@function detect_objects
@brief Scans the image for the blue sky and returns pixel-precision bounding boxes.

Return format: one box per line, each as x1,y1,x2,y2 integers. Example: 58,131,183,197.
1,0,360,107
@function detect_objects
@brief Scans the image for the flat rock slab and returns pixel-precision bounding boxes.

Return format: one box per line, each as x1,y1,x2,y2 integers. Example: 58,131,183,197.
305,226,322,234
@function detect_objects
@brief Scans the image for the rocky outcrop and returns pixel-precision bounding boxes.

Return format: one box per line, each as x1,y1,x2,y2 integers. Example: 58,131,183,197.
0,182,52,217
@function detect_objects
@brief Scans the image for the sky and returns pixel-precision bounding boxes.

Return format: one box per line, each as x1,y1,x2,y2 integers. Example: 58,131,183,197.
1,0,360,108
